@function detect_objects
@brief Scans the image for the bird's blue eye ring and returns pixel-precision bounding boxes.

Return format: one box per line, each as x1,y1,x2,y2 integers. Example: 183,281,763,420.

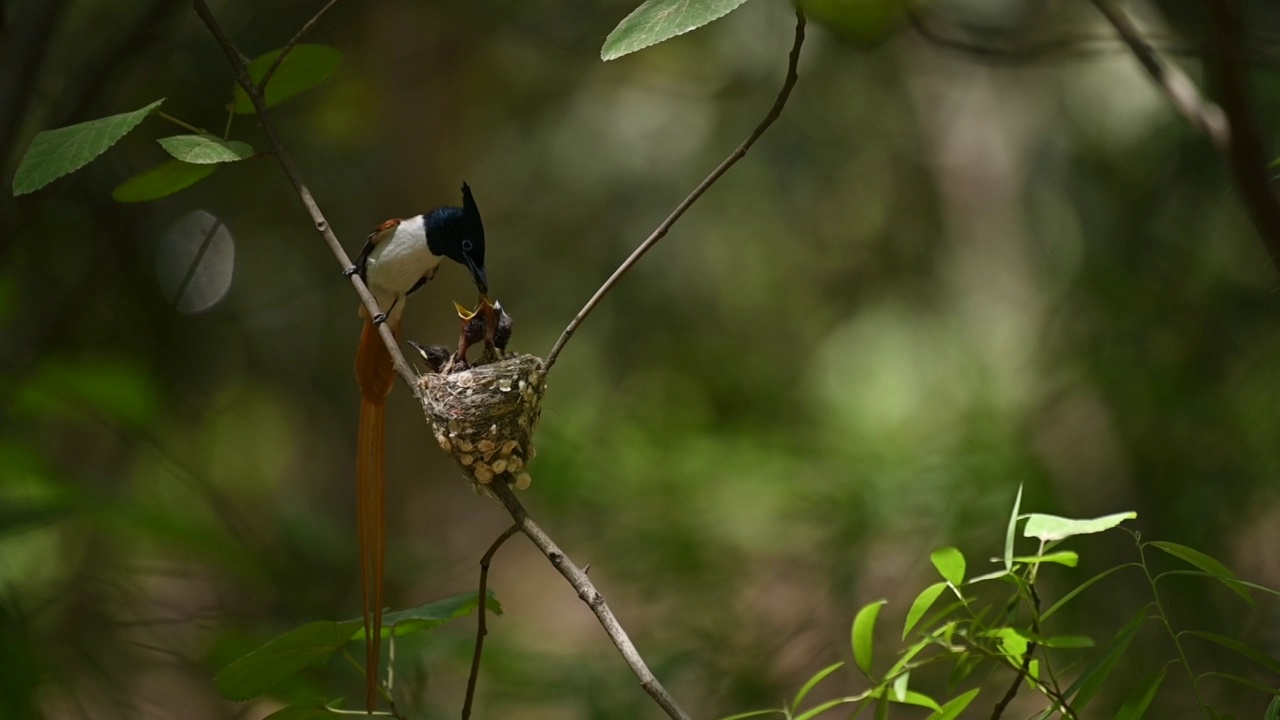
462,239,474,252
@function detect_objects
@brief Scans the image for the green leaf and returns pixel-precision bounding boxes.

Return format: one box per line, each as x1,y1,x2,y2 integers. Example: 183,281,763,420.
12,99,163,195
262,704,336,720
214,619,363,701
930,547,965,586
1009,551,1079,567
233,45,343,113
925,688,980,720
1004,485,1023,572
601,0,755,61
1199,672,1280,696
902,582,946,639
985,627,1028,660
112,160,216,202
1062,606,1147,712
1042,563,1141,620
791,662,844,713
718,711,785,720
851,600,886,676
1116,669,1164,720
1264,696,1279,720
891,671,909,701
1148,541,1254,605
1182,631,1280,675
352,590,498,640
794,695,869,720
158,134,253,164
890,687,942,713
1022,512,1136,543
1040,635,1094,649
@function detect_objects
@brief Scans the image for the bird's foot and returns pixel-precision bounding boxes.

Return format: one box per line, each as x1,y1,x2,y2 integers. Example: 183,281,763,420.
372,312,389,326
342,265,358,277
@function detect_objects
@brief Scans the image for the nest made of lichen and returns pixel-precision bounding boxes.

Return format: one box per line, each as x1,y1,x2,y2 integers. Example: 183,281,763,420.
417,353,545,492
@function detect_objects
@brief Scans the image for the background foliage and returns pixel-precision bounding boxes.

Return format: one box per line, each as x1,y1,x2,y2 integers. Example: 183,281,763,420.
3,0,1280,718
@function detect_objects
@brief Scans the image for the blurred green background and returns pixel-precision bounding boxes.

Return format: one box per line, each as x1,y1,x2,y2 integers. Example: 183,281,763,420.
3,0,1280,717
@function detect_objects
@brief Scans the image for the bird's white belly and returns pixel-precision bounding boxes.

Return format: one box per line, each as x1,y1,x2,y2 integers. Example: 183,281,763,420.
365,216,440,313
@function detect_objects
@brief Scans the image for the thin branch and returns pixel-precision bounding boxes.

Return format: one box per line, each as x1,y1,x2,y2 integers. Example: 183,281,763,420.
490,482,692,720
1087,0,1230,151
462,524,519,720
541,8,807,377
1203,0,1280,264
260,0,343,90
190,0,416,388
991,584,1042,720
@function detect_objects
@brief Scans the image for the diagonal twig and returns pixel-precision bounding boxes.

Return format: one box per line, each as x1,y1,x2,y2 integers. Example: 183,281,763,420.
541,8,807,377
260,0,343,90
490,481,692,720
462,524,519,720
191,0,416,388
1088,0,1280,267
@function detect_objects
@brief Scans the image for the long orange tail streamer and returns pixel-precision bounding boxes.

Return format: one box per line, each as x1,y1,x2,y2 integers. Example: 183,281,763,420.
355,318,397,713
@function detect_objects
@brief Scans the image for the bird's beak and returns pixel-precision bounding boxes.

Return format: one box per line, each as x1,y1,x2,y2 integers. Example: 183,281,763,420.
454,301,476,320
463,254,488,295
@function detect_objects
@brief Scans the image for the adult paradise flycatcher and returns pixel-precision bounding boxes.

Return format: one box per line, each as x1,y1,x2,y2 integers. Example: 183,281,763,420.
348,183,487,712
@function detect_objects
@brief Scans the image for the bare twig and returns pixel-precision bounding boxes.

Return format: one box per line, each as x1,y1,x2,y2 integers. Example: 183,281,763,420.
462,524,519,720
541,8,807,377
1203,0,1280,264
191,0,415,388
991,585,1042,720
260,0,343,90
1087,0,1230,151
490,482,692,720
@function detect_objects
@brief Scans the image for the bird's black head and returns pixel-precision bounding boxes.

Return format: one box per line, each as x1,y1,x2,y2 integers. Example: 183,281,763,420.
425,182,488,294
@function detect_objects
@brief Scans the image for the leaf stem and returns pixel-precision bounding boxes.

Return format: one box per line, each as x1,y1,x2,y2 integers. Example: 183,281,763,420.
156,111,208,135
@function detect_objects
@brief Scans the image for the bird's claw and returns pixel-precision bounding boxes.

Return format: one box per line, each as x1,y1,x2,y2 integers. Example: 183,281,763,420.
342,265,358,277
372,312,389,326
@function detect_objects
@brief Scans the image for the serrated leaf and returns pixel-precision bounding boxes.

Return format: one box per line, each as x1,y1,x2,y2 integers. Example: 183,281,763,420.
1022,512,1136,543
930,547,965,585
112,160,216,202
351,590,498,640
1149,541,1254,605
1116,669,1164,720
1004,485,1022,571
158,134,253,164
13,99,163,195
791,662,844,713
1183,631,1280,675
902,582,946,640
601,0,756,61
851,600,886,676
233,45,342,113
214,619,363,701
925,688,980,720
1009,551,1079,567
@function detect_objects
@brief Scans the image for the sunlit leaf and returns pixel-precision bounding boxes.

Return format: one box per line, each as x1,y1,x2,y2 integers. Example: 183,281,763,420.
1040,635,1094,649
601,0,755,61
890,686,941,712
112,160,217,203
214,620,363,701
791,662,844,713
1116,669,1165,720
902,582,946,639
1009,551,1079,567
1004,485,1022,571
158,134,253,164
925,688,980,720
930,547,965,585
1149,541,1253,605
851,600,886,676
793,694,871,720
233,45,342,113
1022,512,1136,543
13,99,163,195
717,710,785,720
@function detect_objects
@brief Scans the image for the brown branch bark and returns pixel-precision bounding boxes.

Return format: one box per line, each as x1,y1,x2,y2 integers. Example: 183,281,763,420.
490,482,692,720
462,524,519,720
190,0,416,388
1088,0,1280,268
541,8,807,376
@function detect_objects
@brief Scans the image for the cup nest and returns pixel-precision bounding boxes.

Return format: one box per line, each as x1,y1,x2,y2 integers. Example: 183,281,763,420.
417,353,545,493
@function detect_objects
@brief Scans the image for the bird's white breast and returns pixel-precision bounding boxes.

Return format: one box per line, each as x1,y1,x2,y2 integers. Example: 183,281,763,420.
364,215,441,315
